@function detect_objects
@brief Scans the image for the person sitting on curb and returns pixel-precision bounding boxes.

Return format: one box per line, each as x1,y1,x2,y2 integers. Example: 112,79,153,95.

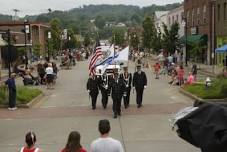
19,132,42,152
186,72,195,85
90,119,124,152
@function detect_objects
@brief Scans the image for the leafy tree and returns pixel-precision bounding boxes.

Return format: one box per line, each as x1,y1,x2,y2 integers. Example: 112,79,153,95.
84,33,91,47
49,18,61,56
152,27,162,53
112,27,126,46
33,43,41,56
162,22,180,54
94,15,106,29
189,42,207,62
142,16,156,51
130,32,140,50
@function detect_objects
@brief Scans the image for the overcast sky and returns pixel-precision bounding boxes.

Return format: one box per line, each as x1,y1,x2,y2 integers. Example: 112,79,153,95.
0,0,183,17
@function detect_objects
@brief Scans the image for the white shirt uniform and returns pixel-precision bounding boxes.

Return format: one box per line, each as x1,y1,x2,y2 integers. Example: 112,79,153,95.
90,137,124,152
45,67,53,75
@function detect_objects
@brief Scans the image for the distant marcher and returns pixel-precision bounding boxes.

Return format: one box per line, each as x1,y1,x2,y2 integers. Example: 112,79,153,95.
87,75,99,110
5,73,17,111
19,132,41,152
45,63,54,89
61,131,87,152
133,65,147,108
90,119,124,152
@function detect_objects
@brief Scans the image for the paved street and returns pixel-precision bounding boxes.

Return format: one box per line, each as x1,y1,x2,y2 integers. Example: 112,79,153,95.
0,60,200,152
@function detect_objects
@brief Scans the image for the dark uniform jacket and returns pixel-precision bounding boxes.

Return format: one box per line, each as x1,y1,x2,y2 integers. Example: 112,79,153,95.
109,77,126,99
87,77,99,95
133,71,147,89
120,73,132,88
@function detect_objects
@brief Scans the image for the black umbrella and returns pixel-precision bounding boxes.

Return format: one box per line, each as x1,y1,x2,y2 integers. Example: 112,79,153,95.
176,103,227,152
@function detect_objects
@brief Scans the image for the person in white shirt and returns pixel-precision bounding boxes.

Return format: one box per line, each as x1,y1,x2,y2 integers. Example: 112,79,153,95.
90,119,124,152
45,63,54,89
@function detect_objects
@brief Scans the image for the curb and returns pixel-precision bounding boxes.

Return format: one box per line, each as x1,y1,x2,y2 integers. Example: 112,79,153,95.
179,87,203,101
0,92,44,109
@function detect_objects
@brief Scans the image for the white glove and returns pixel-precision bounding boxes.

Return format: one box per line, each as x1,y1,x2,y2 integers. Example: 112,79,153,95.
133,87,135,90
144,86,147,89
87,90,90,93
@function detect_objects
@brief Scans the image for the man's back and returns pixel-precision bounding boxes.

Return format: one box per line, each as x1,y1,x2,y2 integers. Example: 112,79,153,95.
90,137,124,152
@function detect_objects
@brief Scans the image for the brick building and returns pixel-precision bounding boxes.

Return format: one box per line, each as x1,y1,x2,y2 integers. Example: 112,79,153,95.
216,0,227,64
0,21,50,56
184,0,216,65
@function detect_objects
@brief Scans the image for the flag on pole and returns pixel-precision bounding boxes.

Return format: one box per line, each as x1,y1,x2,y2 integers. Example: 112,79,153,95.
89,46,102,75
114,46,129,62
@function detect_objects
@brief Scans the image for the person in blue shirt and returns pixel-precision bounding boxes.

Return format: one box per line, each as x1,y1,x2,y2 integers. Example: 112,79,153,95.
5,73,17,110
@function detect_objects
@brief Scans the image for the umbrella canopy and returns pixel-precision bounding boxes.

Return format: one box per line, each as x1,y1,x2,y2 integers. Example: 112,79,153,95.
215,44,227,53
0,37,6,46
176,103,227,152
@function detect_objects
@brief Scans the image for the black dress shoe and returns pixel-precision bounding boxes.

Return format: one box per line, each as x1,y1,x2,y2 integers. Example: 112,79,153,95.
137,104,142,108
113,115,117,119
118,112,121,116
92,107,96,110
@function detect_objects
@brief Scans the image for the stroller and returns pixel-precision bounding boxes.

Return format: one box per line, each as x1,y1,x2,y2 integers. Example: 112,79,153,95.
170,101,227,152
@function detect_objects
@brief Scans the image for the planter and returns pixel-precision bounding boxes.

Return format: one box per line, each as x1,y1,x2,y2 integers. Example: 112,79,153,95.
179,87,227,106
0,92,44,108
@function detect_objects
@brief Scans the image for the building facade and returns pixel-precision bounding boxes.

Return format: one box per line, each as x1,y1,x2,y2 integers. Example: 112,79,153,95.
0,21,50,56
154,11,169,34
184,0,217,65
167,5,184,37
216,0,227,64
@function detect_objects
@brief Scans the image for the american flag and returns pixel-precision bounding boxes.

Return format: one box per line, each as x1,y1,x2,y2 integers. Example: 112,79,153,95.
89,46,102,75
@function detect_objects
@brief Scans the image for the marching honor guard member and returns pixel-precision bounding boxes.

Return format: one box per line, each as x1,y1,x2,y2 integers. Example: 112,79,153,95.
133,65,147,108
120,67,132,109
98,72,109,109
109,69,126,118
87,75,99,110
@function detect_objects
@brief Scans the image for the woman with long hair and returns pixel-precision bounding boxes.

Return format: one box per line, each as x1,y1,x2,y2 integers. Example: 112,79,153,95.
61,131,87,152
19,132,41,152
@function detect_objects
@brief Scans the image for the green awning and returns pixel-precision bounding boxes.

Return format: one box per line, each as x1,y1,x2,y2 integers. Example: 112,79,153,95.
180,35,207,45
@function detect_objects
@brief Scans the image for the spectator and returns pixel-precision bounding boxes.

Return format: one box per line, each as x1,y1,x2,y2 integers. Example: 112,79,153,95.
5,73,17,111
153,62,161,79
90,119,124,152
45,63,54,89
191,64,198,81
178,65,184,86
223,56,227,72
186,72,195,85
19,132,41,152
61,131,87,152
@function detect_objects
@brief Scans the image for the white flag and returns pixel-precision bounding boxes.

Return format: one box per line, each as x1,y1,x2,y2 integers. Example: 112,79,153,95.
114,46,129,62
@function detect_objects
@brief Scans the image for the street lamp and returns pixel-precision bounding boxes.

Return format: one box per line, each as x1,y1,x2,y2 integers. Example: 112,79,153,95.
182,14,188,67
211,0,216,72
23,20,29,69
47,31,51,60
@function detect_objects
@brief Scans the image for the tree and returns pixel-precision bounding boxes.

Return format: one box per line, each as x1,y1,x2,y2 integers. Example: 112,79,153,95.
112,27,126,46
152,27,162,53
84,33,91,47
162,22,180,54
49,18,61,56
130,32,140,50
33,43,41,56
94,15,106,29
142,16,156,51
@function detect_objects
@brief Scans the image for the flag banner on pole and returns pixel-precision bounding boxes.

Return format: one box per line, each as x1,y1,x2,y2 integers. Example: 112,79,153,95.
114,46,129,62
89,46,102,75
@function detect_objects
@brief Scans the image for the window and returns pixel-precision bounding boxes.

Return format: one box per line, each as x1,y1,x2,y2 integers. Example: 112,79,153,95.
203,5,207,24
197,7,200,15
203,5,207,13
192,8,195,26
176,14,179,22
224,2,227,20
218,4,221,21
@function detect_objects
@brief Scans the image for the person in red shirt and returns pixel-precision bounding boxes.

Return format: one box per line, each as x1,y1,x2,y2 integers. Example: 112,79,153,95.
153,62,161,79
19,132,41,152
61,131,87,152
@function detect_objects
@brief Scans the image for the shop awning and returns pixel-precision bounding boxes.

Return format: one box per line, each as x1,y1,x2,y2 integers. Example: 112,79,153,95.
180,35,207,45
216,44,227,53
